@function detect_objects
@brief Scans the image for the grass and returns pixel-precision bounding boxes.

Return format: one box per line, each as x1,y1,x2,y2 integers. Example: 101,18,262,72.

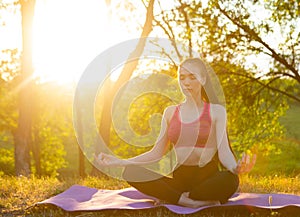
0,175,299,217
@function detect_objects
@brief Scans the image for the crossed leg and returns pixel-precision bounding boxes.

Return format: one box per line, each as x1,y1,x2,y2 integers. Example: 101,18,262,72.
189,170,239,204
123,164,239,207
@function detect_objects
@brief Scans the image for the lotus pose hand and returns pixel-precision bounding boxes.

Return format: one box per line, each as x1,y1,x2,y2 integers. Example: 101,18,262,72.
234,153,256,174
96,153,129,167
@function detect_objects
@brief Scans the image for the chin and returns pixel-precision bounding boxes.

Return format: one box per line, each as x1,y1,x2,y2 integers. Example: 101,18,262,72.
184,92,193,97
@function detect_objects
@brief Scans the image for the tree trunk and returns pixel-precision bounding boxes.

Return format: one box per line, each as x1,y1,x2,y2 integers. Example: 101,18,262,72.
32,123,41,176
14,0,36,176
91,0,155,176
74,93,86,177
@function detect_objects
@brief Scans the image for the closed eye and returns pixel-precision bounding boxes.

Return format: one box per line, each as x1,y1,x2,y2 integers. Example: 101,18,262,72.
179,74,196,80
189,74,196,80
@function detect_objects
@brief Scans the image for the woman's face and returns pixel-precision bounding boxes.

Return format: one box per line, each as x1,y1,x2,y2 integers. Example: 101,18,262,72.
178,65,204,97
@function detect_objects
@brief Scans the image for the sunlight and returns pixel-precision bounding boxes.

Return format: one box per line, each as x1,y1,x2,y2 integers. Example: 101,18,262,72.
0,0,145,84
32,0,106,83
32,0,132,84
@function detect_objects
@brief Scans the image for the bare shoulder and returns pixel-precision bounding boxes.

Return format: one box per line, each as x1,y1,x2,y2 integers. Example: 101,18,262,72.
163,105,177,123
210,103,227,121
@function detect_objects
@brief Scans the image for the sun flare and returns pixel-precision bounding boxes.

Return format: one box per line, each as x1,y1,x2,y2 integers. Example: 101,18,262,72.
0,0,144,84
32,0,128,84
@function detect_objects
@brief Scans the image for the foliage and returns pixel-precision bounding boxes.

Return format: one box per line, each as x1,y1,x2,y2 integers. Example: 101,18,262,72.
1,1,73,176
205,0,299,101
0,49,20,132
214,61,288,154
0,41,73,177
252,141,300,176
0,147,14,176
0,80,75,176
148,0,296,157
0,0,299,178
109,67,182,159
30,83,77,177
0,49,19,176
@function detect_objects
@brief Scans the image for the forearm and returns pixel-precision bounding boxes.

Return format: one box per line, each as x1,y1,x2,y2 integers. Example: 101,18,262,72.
126,149,163,165
219,152,238,173
126,134,168,165
217,140,238,173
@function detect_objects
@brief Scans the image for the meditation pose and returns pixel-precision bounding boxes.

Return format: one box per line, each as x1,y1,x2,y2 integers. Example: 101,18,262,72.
96,58,256,208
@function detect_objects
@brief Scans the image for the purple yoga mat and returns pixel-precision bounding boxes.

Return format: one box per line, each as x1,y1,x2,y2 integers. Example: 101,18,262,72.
38,185,300,214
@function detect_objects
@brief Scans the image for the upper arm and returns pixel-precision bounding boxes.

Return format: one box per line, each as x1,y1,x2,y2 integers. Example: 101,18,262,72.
151,105,175,156
211,104,227,149
211,104,237,171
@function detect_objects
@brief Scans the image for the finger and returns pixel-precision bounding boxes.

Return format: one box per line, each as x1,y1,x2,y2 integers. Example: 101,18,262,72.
102,158,107,164
249,154,257,169
238,154,245,164
237,166,242,174
252,154,257,164
245,154,257,172
245,154,250,165
100,153,108,161
239,157,247,173
98,153,103,160
235,160,242,174
242,153,247,164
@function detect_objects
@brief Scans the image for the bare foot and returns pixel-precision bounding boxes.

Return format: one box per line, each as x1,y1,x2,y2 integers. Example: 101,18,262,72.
153,199,162,206
178,192,220,208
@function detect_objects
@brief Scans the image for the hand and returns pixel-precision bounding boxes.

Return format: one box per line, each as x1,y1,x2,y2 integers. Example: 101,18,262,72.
95,152,129,167
234,153,256,174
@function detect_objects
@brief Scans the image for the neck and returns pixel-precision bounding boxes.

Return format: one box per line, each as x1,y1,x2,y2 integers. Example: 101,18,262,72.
184,95,204,108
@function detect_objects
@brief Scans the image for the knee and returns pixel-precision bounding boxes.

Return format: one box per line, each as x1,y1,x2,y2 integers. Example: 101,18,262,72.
123,165,164,182
229,171,239,184
122,165,139,182
221,171,239,203
225,171,239,190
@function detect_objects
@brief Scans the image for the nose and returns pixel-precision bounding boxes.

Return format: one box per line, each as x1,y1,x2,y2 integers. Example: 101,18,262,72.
182,78,191,87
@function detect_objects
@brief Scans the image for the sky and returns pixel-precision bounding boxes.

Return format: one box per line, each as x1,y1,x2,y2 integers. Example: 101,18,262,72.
0,0,144,83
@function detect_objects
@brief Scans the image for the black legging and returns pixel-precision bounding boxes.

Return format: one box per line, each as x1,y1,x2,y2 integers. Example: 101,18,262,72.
123,160,239,204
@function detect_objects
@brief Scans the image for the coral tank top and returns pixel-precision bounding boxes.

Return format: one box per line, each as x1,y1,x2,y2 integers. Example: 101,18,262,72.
168,102,212,148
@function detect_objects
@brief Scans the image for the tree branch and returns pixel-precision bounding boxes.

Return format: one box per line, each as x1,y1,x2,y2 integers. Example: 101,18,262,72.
153,2,183,61
216,3,299,80
178,0,192,57
221,70,300,103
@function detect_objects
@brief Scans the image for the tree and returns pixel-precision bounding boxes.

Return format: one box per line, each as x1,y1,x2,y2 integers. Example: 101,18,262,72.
146,0,292,153
0,48,20,175
207,0,299,102
13,0,36,176
91,0,155,175
152,0,299,101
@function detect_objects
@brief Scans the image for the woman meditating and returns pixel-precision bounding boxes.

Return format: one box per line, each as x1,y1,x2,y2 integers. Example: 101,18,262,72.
96,58,256,208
